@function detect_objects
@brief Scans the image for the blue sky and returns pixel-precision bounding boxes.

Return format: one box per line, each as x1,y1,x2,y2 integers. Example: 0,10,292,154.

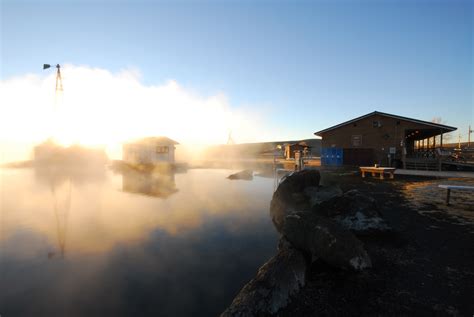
1,0,473,142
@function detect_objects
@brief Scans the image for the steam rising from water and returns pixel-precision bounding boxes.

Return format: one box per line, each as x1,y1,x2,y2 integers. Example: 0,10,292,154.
0,65,268,162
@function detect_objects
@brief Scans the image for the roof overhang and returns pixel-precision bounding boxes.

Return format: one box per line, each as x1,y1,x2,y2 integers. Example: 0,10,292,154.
314,111,457,136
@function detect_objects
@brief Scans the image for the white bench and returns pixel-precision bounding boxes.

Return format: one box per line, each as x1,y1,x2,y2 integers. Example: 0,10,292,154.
438,185,474,205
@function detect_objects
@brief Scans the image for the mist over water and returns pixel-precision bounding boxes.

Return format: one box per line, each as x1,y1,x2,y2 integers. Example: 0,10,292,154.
0,167,279,316
0,64,295,316
0,65,279,164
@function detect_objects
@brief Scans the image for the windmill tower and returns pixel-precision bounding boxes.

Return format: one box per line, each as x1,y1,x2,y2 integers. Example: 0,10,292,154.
42,63,64,144
43,64,63,93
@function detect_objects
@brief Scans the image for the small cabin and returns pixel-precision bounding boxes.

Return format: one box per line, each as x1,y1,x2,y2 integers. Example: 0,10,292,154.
123,137,179,165
284,142,312,160
314,111,457,169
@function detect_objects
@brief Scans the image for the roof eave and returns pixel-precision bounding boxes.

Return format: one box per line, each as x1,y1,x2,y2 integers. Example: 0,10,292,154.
313,111,457,136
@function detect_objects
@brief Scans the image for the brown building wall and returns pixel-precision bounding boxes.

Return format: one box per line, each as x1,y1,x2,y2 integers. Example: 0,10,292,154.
320,114,442,166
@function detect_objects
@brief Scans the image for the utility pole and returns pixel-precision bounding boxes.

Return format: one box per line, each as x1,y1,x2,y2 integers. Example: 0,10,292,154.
469,125,473,148
458,133,461,150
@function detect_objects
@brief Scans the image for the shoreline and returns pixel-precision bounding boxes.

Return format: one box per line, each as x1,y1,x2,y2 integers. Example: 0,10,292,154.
224,170,474,316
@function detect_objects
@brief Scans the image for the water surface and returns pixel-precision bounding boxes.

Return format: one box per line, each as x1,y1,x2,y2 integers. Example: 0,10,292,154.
0,167,278,316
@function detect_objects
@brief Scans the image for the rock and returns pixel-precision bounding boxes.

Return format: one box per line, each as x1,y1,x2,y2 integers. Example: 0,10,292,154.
221,238,307,317
313,189,391,234
282,211,372,271
278,169,321,194
227,170,253,180
304,185,343,207
270,169,321,232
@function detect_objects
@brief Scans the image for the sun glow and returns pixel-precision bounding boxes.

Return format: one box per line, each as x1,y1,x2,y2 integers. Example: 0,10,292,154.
0,65,264,161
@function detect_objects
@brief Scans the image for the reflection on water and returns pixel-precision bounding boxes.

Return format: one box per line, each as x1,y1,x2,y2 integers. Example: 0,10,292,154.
122,169,178,198
402,178,474,225
0,167,278,316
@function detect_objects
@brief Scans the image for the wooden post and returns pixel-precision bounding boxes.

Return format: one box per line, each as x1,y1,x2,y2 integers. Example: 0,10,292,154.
440,133,443,148
446,188,451,205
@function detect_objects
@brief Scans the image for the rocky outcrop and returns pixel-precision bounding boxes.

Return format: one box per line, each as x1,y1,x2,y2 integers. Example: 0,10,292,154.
313,189,392,234
304,185,343,207
270,170,321,232
228,170,253,180
221,238,307,317
270,170,374,271
282,211,372,271
224,170,387,316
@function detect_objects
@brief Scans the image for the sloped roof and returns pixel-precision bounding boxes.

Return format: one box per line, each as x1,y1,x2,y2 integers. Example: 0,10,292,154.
287,141,312,148
126,136,179,145
314,111,457,136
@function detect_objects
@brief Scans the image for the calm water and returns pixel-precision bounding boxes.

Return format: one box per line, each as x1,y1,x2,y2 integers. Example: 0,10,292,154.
0,167,279,316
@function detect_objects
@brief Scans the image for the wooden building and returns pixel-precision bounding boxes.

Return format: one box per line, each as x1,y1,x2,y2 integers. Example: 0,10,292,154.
314,111,457,168
123,137,179,165
284,142,312,159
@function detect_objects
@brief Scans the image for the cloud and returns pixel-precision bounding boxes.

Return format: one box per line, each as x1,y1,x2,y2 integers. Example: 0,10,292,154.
0,65,269,161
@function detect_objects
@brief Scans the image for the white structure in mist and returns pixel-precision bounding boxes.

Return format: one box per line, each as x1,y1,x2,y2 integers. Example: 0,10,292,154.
123,137,179,165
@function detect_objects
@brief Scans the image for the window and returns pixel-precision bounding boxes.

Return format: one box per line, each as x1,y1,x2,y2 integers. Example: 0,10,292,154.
373,121,382,128
351,135,362,146
156,146,169,154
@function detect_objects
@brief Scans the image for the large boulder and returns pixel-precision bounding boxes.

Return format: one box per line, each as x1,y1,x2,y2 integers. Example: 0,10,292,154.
227,170,253,180
313,189,391,234
270,169,321,232
304,185,343,207
282,211,372,271
278,169,321,194
221,238,307,317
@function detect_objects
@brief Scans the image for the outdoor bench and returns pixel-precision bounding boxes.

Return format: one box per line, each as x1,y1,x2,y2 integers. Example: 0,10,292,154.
438,185,474,205
359,167,396,180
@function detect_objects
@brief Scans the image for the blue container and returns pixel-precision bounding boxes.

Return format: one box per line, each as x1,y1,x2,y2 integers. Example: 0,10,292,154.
321,148,343,166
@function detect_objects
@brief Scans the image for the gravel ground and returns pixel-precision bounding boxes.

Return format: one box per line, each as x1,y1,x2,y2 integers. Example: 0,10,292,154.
277,172,474,316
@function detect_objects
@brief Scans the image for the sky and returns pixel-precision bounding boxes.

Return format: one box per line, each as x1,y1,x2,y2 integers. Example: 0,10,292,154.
0,0,473,159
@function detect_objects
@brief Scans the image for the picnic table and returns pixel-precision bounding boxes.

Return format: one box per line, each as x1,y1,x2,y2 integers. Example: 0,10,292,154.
359,166,396,180
438,185,474,205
